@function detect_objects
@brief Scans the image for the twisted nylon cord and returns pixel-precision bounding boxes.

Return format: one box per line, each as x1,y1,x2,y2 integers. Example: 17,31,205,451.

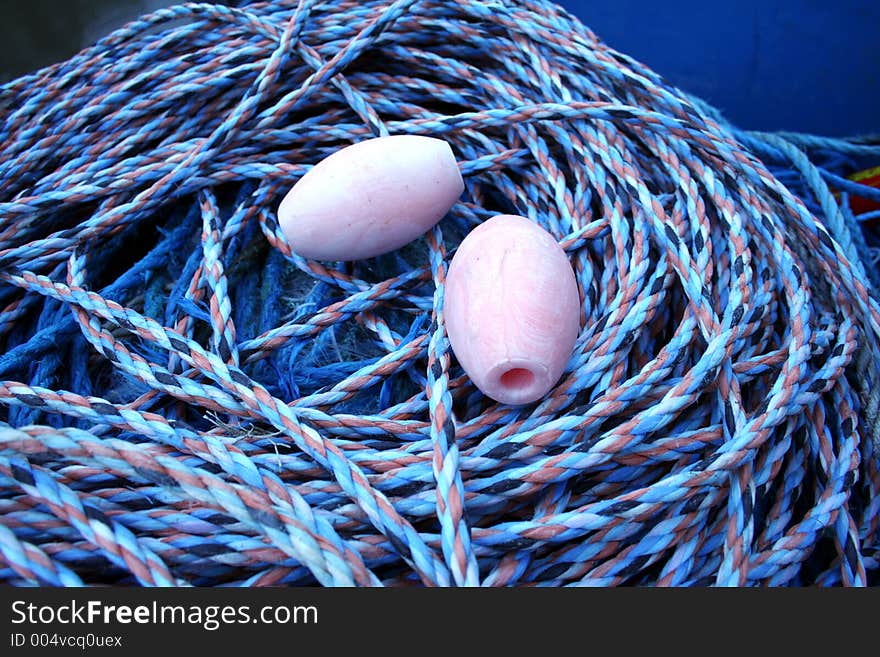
1,0,879,586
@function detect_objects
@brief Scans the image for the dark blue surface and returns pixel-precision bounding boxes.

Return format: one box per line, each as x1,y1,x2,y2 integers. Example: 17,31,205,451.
1,1,877,137
560,0,880,137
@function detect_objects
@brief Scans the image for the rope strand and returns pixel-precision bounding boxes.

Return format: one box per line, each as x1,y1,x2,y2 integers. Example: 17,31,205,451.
1,0,878,587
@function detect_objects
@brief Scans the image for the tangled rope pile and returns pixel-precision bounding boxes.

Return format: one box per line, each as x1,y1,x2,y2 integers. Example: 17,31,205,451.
1,0,879,586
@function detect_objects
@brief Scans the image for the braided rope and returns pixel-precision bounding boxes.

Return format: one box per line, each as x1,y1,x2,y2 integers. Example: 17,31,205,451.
1,0,878,587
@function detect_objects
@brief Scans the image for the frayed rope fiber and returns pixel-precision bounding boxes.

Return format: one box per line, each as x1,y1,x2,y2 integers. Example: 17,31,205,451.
1,0,879,587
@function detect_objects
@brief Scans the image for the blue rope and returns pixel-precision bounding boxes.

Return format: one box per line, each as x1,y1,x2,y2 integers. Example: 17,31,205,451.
0,0,878,587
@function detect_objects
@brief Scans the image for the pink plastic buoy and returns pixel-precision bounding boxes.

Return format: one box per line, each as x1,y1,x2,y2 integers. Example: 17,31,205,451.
277,135,464,261
445,214,580,405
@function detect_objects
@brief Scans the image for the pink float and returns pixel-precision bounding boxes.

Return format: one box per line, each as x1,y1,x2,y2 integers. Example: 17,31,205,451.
445,214,581,405
277,135,464,261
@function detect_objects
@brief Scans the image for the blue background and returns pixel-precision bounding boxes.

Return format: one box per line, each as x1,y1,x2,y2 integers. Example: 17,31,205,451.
560,0,880,137
1,1,877,137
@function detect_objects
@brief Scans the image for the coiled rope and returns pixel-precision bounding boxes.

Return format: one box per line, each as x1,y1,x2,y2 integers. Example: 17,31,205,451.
1,0,879,586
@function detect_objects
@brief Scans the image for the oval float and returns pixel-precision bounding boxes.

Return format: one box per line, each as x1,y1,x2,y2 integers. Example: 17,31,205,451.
277,135,464,261
445,214,580,405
